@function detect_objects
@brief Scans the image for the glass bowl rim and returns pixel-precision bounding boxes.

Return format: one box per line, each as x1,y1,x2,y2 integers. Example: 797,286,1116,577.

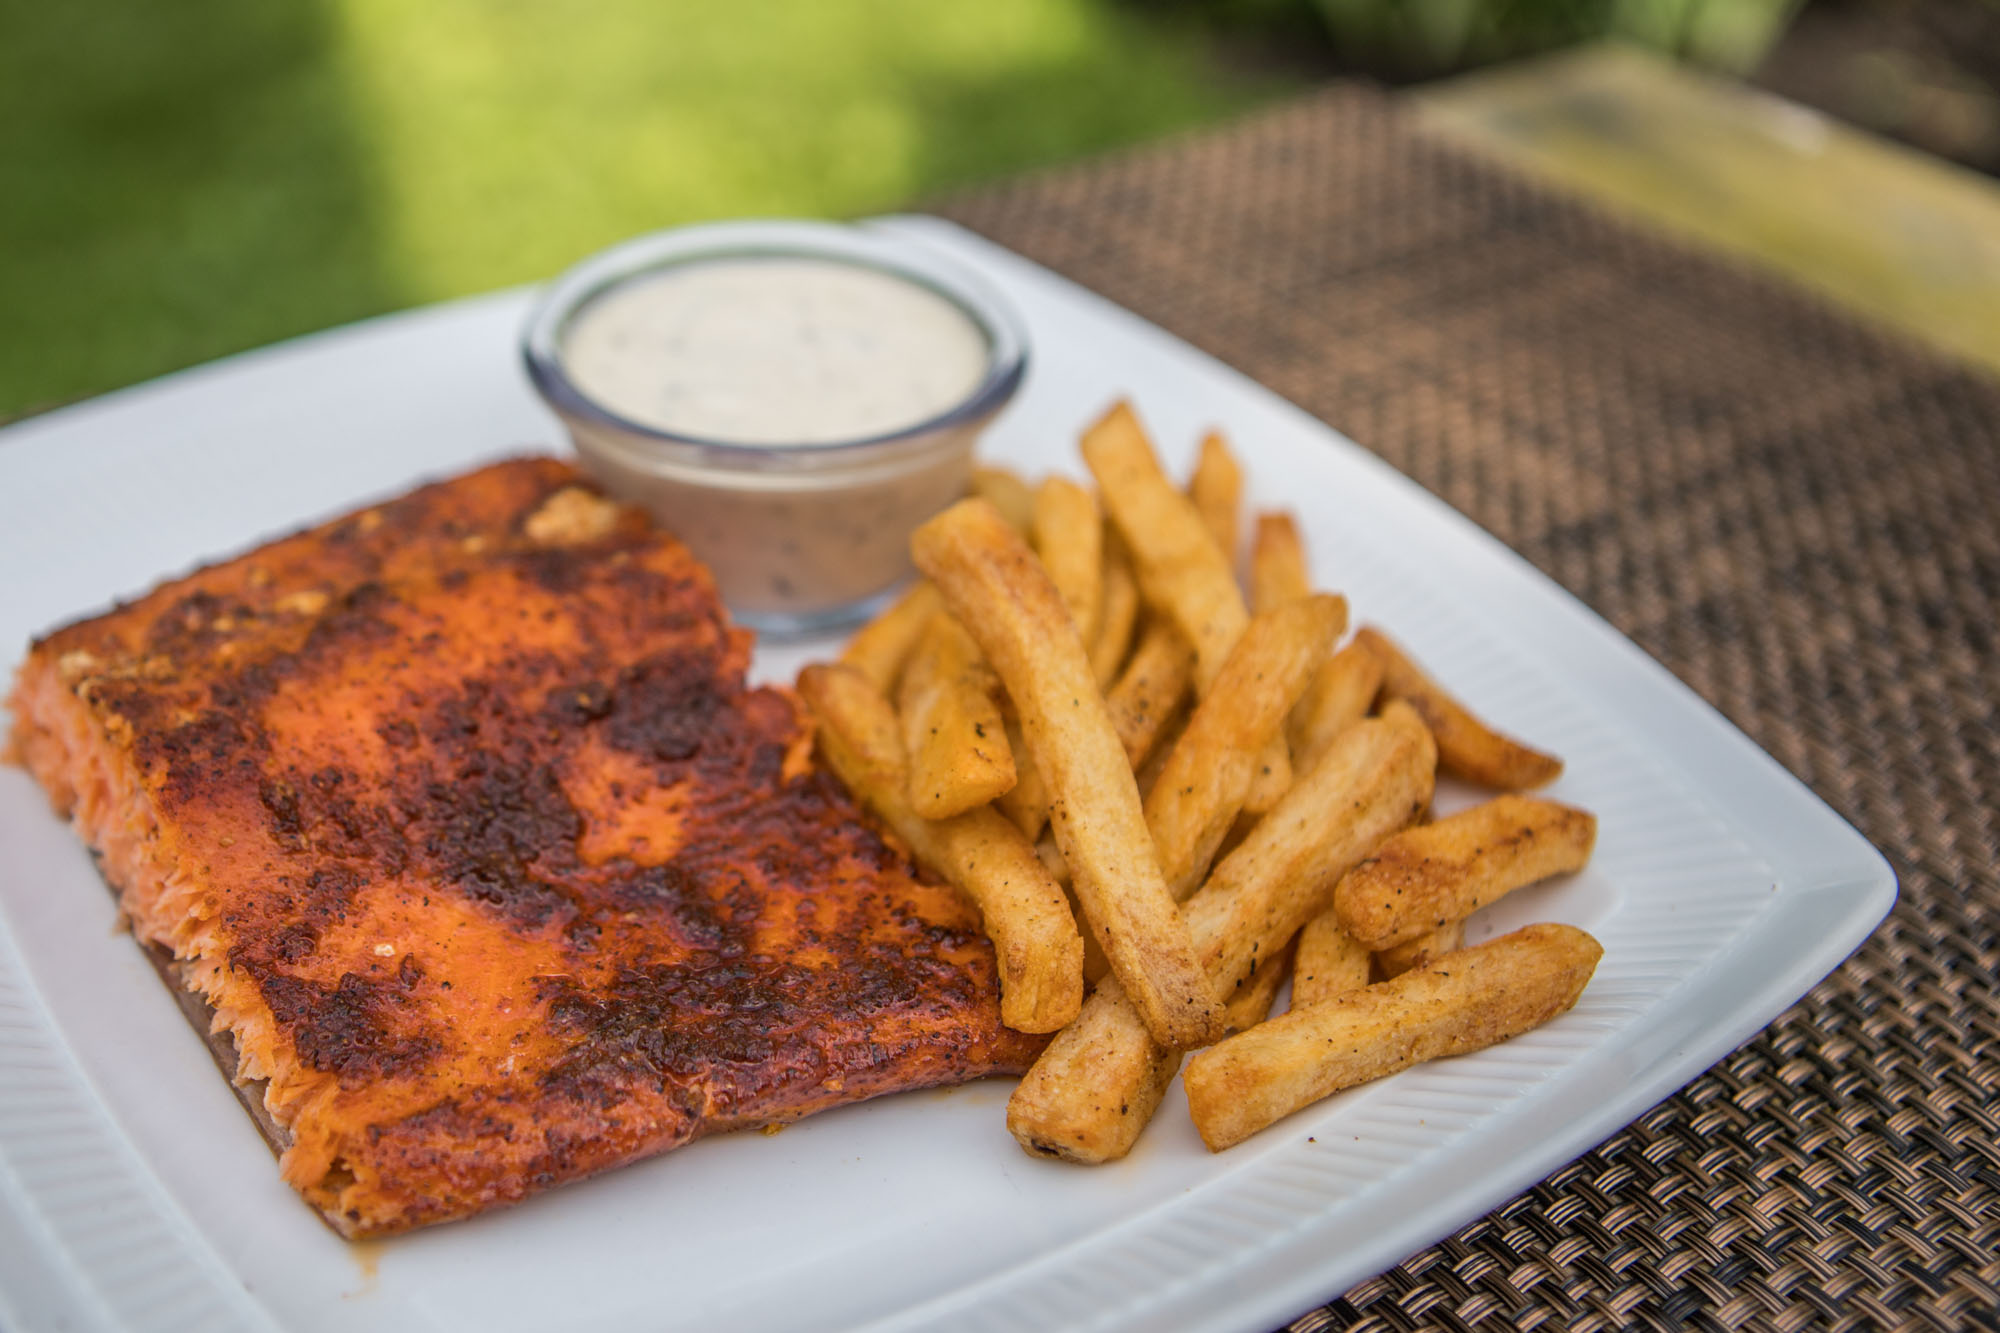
520,218,1030,468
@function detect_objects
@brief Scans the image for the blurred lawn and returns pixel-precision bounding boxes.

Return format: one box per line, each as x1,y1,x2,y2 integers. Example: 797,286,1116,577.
0,0,1290,419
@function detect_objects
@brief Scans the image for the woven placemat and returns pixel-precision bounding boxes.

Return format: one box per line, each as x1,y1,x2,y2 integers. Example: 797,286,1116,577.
937,85,2000,1332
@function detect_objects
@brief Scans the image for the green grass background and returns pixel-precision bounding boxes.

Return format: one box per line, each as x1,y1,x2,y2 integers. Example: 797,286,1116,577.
0,0,1289,419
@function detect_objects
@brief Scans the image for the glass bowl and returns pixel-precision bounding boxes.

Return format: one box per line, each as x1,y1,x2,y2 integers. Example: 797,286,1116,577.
522,219,1029,636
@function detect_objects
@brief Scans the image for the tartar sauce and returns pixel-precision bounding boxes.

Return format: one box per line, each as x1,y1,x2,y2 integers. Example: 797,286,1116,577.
560,257,993,446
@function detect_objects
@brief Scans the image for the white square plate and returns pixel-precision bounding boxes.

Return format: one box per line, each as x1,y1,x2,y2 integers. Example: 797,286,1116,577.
0,217,1893,1333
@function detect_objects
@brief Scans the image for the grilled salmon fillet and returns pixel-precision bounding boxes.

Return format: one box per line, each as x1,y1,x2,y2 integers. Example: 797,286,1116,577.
7,458,1041,1237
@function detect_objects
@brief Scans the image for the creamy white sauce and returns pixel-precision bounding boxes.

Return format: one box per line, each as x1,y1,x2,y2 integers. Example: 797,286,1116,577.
560,256,993,446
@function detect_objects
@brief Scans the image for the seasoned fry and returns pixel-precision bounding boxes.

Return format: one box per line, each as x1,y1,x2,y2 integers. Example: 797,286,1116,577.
1376,696,1431,742
1289,640,1385,774
1335,793,1597,950
1250,512,1311,614
822,402,1612,1164
1244,512,1377,786
1356,626,1563,789
1090,528,1140,687
1032,477,1104,648
913,499,1223,1049
1041,847,1115,984
1248,510,1376,788
1290,910,1372,1009
1145,595,1346,899
1186,710,1434,1005
839,581,941,694
1374,919,1465,980
1184,923,1603,1151
1058,884,1114,986
1005,710,1436,1162
1239,734,1293,817
1218,807,1259,864
1244,511,1375,783
1189,431,1244,565
1222,935,1294,1036
971,465,1035,533
1083,402,1247,693
1038,834,1070,881
1104,619,1195,771
1084,404,1294,812
995,715,1053,841
1132,707,1189,802
1009,976,1185,1164
898,613,1017,818
798,663,1082,1033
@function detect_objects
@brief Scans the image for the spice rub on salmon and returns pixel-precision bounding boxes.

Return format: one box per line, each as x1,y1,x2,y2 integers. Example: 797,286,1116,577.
7,458,1040,1238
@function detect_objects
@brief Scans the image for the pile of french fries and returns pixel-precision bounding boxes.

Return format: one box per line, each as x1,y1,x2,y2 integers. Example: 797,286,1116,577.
798,400,1604,1159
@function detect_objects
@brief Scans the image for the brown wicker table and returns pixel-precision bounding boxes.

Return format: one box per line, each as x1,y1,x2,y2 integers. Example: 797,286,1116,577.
938,86,2000,1332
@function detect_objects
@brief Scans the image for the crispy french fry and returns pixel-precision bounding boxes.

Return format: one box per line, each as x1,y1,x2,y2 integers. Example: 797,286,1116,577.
1005,710,1436,1162
1240,736,1294,816
1187,710,1434,1005
1145,595,1346,899
1246,513,1375,782
839,581,941,694
1037,833,1071,887
1000,507,1138,827
996,714,1051,841
913,499,1223,1049
798,663,1082,1033
1056,844,1120,980
1373,701,1438,823
1105,619,1195,772
1132,707,1189,802
1377,697,1431,742
1084,403,1247,693
898,613,1016,819
1238,583,1302,813
1090,528,1140,687
1222,935,1295,1036
1010,976,1184,1164
1335,793,1596,950
1189,431,1244,566
1244,513,1377,786
1219,806,1260,862
1289,640,1385,774
831,403,1604,1164
1033,477,1103,648
1084,405,1295,814
1184,923,1603,1151
1058,885,1114,986
971,465,1035,534
1374,919,1465,980
1289,910,1372,1009
1356,627,1563,789
1250,512,1311,614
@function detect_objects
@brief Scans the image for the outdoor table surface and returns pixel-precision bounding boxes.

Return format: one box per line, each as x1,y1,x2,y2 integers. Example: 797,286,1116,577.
938,74,2000,1332
1416,44,2000,379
